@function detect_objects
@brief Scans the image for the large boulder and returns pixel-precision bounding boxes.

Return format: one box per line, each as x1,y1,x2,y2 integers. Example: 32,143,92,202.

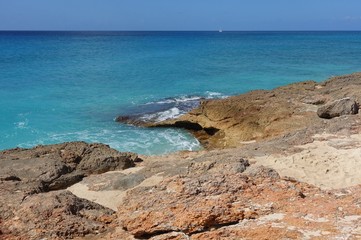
317,97,359,119
0,141,137,191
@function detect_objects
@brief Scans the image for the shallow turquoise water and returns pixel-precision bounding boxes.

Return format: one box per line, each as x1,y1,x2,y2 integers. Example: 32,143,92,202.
1,31,361,154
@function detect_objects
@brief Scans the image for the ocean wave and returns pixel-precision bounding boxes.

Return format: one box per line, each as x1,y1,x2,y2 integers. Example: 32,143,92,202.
140,107,181,122
144,95,203,105
145,92,227,105
134,91,227,122
36,126,201,155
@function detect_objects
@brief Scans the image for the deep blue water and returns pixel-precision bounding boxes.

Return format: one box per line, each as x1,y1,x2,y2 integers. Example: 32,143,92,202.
1,31,361,155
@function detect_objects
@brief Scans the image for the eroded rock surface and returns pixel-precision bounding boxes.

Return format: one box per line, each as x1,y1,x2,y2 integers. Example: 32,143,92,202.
1,190,116,240
143,73,361,149
118,157,361,239
0,141,136,192
0,142,137,239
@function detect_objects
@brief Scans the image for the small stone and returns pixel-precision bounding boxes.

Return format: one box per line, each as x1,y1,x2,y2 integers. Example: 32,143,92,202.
317,98,359,119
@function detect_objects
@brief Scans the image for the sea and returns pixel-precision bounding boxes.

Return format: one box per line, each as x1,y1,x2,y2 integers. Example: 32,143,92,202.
1,31,361,155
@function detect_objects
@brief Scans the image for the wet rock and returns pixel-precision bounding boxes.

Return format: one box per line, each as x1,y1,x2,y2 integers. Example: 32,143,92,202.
317,97,359,119
115,114,149,126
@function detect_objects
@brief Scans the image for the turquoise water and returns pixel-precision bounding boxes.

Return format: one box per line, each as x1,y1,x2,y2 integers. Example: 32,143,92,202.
1,31,361,155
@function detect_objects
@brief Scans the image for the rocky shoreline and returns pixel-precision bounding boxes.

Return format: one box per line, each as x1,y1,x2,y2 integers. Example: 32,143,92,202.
2,73,361,239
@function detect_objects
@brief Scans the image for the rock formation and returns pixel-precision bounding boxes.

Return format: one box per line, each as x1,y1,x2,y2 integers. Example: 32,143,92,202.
117,73,361,149
3,73,361,239
0,142,137,239
118,157,361,239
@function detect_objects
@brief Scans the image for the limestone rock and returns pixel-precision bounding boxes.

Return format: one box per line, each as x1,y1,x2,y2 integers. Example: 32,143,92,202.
147,81,322,149
0,141,136,192
1,191,116,240
118,160,361,239
317,97,359,119
144,73,361,149
0,142,137,239
117,161,305,238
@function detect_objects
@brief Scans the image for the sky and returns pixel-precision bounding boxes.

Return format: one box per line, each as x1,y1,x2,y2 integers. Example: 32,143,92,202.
1,0,361,31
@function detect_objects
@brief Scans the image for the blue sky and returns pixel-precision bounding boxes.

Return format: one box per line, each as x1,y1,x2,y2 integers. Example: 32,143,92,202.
1,0,361,30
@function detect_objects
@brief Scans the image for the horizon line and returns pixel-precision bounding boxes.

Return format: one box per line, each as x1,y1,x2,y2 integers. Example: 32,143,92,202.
1,30,361,32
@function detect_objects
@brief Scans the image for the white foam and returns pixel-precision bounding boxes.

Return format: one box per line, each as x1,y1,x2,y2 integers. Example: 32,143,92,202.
140,107,182,122
205,91,228,99
42,126,201,155
139,92,228,122
145,96,202,105
14,113,30,129
156,107,181,121
14,120,28,129
145,92,227,106
160,129,201,152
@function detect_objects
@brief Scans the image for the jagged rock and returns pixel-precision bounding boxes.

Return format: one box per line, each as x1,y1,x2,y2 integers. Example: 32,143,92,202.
117,156,289,238
1,191,116,240
0,142,137,239
117,162,310,238
118,159,361,239
0,142,137,192
317,97,359,119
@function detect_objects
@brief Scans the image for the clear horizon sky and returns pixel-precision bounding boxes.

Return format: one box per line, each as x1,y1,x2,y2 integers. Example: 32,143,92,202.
1,0,361,31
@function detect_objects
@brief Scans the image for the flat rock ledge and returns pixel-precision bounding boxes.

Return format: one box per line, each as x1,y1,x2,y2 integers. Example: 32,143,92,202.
117,73,361,149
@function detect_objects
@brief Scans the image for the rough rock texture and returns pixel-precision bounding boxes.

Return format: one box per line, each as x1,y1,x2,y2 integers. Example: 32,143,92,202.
0,141,137,192
134,73,361,149
317,97,359,119
0,142,137,239
118,158,361,239
1,190,116,240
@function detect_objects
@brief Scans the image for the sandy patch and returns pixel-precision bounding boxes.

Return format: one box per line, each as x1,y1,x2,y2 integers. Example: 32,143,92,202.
67,168,164,211
252,134,361,190
67,183,125,211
